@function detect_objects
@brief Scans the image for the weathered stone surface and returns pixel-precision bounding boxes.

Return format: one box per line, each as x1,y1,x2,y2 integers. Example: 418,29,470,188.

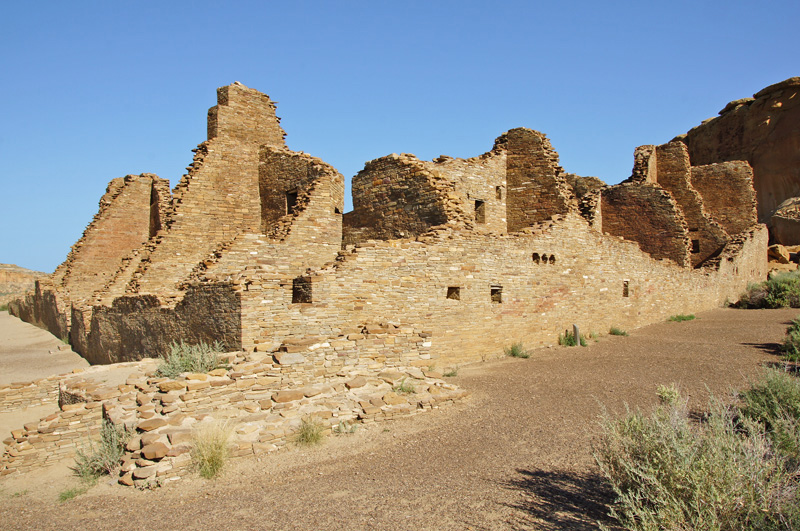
158,381,186,392
345,377,367,389
272,390,304,403
273,352,305,365
137,418,168,432
132,465,159,479
769,244,791,264
118,471,134,486
141,442,170,460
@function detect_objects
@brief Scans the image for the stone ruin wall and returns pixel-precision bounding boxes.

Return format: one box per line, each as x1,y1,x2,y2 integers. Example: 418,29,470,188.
10,81,769,369
677,77,800,228
130,83,287,300
237,214,767,368
691,161,758,236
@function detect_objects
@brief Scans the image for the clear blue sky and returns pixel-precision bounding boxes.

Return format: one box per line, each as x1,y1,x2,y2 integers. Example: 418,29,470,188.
1,0,797,273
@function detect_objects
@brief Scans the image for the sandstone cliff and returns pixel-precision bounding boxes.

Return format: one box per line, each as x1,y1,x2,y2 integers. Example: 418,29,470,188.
0,264,44,307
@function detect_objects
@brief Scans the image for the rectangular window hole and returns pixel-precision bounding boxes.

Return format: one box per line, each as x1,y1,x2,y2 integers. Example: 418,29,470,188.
475,200,486,224
495,186,503,200
446,287,461,300
292,277,312,303
691,239,700,253
623,280,629,298
286,189,298,215
490,285,502,303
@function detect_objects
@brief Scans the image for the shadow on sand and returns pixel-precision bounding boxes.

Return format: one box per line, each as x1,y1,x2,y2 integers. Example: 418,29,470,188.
501,468,620,530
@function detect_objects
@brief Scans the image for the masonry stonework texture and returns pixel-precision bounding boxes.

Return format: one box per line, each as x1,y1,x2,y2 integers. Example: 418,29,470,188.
5,80,779,484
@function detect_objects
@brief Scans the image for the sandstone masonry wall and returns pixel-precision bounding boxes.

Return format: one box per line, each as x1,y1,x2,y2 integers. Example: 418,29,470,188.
601,183,691,266
691,161,758,235
504,128,575,231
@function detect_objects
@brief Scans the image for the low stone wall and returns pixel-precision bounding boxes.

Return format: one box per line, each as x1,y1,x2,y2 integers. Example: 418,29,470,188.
0,349,467,486
0,377,60,414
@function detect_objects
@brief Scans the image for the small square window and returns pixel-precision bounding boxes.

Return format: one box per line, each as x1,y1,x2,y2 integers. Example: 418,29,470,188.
691,239,700,253
490,285,502,303
623,280,630,298
292,277,312,303
495,186,503,200
446,287,461,300
475,200,486,224
286,189,298,215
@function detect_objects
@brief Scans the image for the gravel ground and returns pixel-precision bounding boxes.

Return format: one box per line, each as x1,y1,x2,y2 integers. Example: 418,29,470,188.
0,307,795,530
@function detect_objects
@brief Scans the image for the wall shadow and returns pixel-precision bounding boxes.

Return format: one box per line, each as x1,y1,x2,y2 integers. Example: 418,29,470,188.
500,467,620,530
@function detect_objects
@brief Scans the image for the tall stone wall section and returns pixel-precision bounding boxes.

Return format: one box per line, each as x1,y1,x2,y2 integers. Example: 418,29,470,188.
130,83,287,300
601,183,691,266
691,162,758,235
654,143,729,267
678,77,800,222
504,128,575,231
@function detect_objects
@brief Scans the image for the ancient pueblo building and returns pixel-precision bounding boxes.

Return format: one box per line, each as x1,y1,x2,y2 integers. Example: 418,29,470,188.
10,81,773,371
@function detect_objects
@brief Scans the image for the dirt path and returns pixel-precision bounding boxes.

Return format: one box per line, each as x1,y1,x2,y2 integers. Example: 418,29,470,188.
0,307,795,530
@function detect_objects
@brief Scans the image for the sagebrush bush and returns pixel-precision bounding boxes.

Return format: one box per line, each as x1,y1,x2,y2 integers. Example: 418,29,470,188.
668,314,695,322
738,270,800,309
156,340,226,378
393,378,416,394
73,420,132,480
609,327,628,337
780,318,800,362
739,369,800,464
595,381,800,531
504,342,530,358
192,420,232,479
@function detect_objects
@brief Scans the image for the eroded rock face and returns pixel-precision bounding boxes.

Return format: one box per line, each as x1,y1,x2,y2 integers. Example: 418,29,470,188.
0,264,44,306
678,77,800,224
771,196,800,245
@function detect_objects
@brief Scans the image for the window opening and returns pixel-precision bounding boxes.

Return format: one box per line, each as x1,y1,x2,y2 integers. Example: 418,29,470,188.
446,287,461,300
292,277,312,303
532,253,540,264
548,255,556,265
691,239,700,253
495,186,503,200
623,280,630,298
490,285,502,303
541,254,549,264
474,200,486,224
286,189,298,215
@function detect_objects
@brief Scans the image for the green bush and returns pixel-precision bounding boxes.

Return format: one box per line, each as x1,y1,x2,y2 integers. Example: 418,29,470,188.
780,318,800,362
738,271,800,309
73,420,132,480
595,379,800,531
192,420,232,479
504,342,530,358
558,331,587,346
609,327,628,337
0,303,8,312
156,340,226,378
668,314,695,322
739,369,800,464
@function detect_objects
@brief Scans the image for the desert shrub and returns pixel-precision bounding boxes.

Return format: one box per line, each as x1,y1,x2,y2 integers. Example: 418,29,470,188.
443,366,459,377
156,340,226,378
609,327,628,337
294,417,325,446
668,314,695,322
780,317,800,362
738,271,800,309
192,420,232,479
73,419,132,480
333,420,358,435
655,383,680,406
739,369,800,464
504,342,530,358
558,331,587,346
595,384,800,531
